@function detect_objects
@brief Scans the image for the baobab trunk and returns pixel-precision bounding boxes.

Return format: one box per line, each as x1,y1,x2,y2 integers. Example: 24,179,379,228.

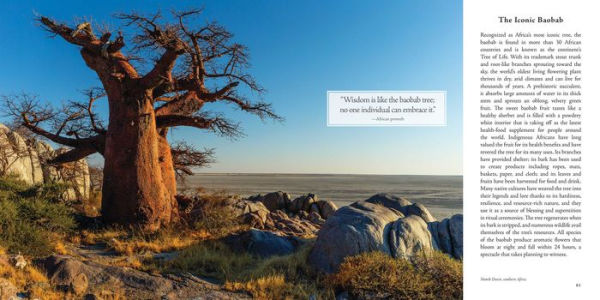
158,130,179,222
101,92,177,230
22,12,278,231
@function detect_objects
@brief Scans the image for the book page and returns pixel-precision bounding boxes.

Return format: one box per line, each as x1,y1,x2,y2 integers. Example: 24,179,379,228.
464,0,600,298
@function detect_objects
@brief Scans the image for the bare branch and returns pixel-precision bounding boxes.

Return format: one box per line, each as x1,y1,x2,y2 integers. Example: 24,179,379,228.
155,113,242,137
1,94,105,154
47,146,98,165
170,140,214,179
222,94,283,121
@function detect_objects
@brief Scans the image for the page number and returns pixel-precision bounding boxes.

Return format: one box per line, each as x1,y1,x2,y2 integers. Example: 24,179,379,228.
576,283,581,288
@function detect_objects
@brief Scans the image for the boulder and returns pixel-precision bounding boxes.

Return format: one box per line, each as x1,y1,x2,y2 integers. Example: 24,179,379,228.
289,193,318,213
426,214,462,260
258,191,291,211
449,214,463,259
231,199,270,219
0,124,43,185
222,229,301,258
308,211,325,225
388,215,432,259
49,148,91,201
364,193,412,211
308,201,403,273
243,212,266,228
438,218,452,255
427,221,441,250
308,194,461,273
309,203,320,215
316,200,338,219
403,203,436,223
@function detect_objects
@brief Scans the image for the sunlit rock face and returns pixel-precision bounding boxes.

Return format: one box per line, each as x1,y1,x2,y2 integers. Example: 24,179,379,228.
0,123,90,200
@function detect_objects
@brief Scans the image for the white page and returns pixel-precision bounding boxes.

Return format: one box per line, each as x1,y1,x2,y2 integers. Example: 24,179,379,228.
464,0,600,298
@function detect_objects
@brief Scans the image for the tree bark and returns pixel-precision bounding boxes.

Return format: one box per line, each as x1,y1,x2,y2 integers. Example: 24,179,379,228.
158,129,179,222
100,92,176,230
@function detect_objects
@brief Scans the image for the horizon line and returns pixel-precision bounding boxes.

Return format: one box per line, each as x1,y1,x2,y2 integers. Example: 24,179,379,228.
192,172,463,176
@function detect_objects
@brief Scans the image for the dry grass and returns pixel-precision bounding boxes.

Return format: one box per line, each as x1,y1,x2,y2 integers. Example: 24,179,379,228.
82,190,102,217
0,249,65,299
225,275,299,300
161,240,334,299
112,255,144,269
53,240,69,255
75,190,243,257
328,251,462,300
79,227,210,256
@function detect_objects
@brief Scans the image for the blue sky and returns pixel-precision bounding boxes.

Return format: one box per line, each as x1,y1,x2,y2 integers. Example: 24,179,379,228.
0,0,462,175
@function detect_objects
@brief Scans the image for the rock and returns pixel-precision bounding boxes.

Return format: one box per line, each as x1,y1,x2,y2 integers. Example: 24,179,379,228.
222,229,301,258
427,221,441,250
290,194,317,213
257,191,291,211
39,255,250,299
426,214,463,259
316,200,337,219
231,199,270,219
363,193,412,211
12,254,27,269
0,123,90,201
237,192,327,237
43,254,89,293
309,203,320,216
0,278,18,300
309,194,455,273
243,212,266,228
71,273,89,296
265,210,320,237
0,124,42,185
449,214,463,259
435,218,452,256
308,211,325,225
388,215,432,259
308,201,403,273
403,203,436,223
364,193,436,223
297,210,309,219
49,148,91,201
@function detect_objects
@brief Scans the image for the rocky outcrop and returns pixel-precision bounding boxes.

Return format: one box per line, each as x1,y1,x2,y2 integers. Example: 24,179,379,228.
0,124,90,200
240,192,338,237
308,194,462,273
0,123,43,185
39,255,249,299
248,191,291,211
248,192,337,220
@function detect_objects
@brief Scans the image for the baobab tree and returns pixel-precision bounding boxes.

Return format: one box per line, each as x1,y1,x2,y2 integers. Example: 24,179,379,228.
4,9,279,230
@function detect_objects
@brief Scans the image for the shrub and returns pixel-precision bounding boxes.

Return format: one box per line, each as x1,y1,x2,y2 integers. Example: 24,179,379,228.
412,251,463,299
178,190,244,237
0,176,76,256
328,251,463,300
